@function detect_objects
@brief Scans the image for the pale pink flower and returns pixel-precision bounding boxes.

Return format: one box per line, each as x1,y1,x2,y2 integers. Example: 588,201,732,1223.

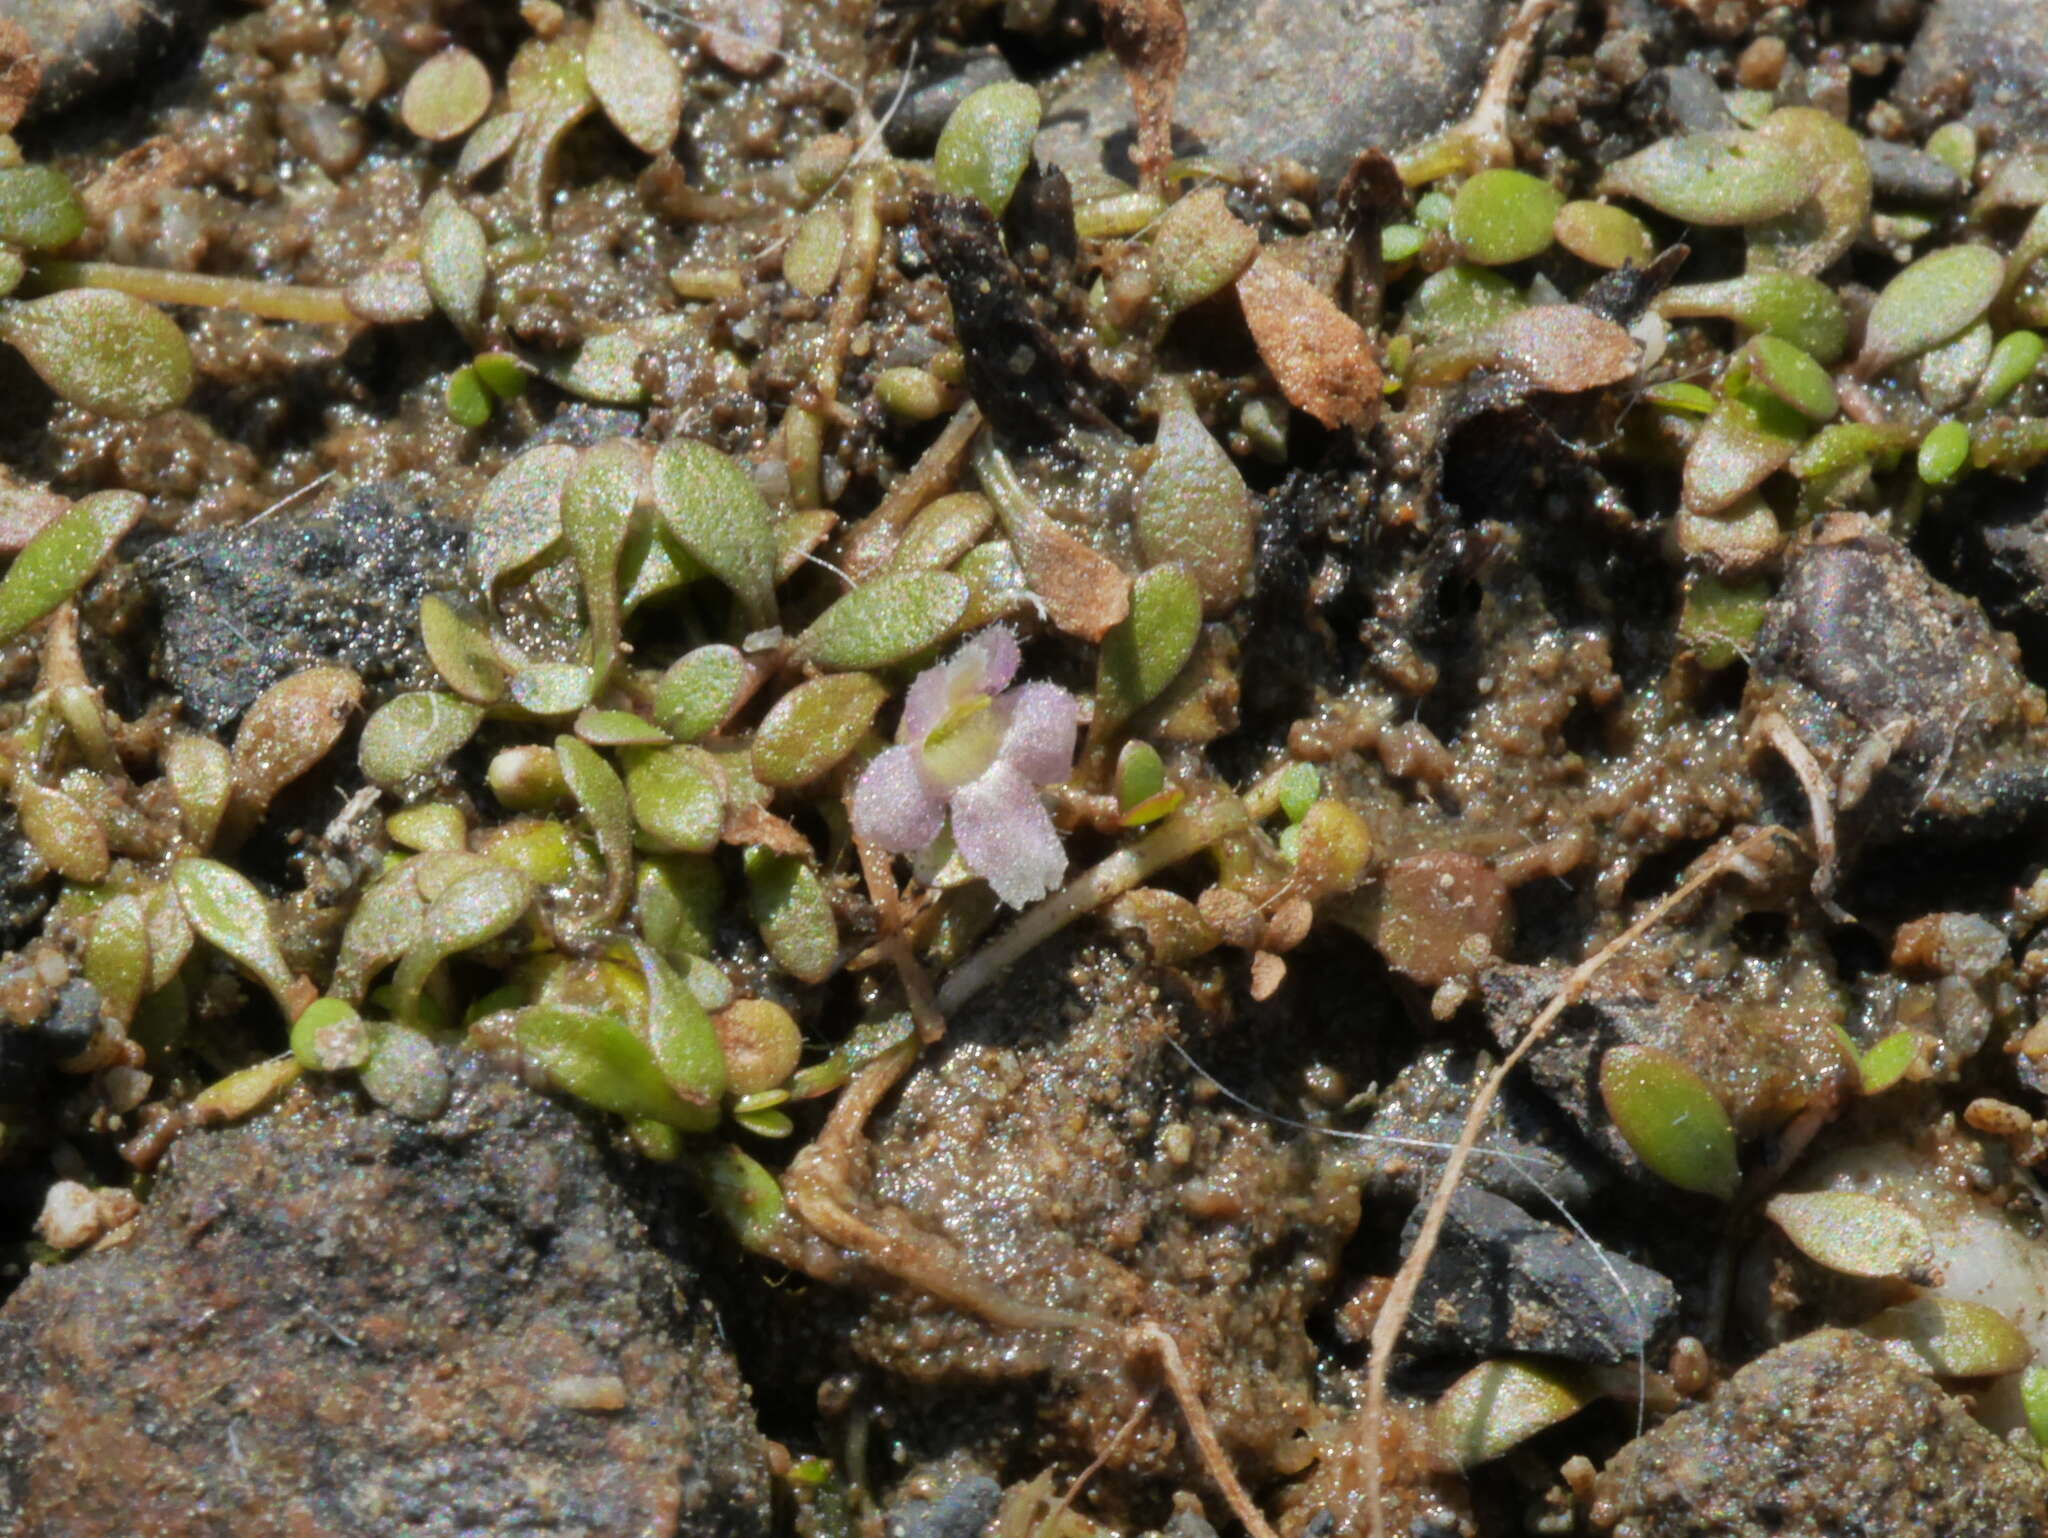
850,627,1078,907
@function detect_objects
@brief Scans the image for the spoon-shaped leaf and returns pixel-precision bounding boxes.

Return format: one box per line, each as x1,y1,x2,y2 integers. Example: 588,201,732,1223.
173,856,298,1015
1859,244,2006,376
517,1005,718,1130
1432,1359,1590,1469
745,848,838,985
16,781,108,882
653,645,747,741
934,81,1042,216
390,863,534,1026
752,672,889,788
1862,1297,2033,1377
1095,564,1201,741
560,438,645,679
1598,1042,1740,1199
587,0,684,155
651,440,778,628
796,570,969,670
360,692,484,785
421,196,489,332
626,937,727,1105
1,291,193,419
1134,409,1253,617
556,735,633,927
624,745,726,853
1764,1190,1937,1281
1599,131,1816,226
0,489,142,645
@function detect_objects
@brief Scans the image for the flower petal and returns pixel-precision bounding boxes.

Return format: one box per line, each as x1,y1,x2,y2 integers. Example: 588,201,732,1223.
901,626,1020,742
998,681,1079,786
951,762,1066,907
850,745,946,853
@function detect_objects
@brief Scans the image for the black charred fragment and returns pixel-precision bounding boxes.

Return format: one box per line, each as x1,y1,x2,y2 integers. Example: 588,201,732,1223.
912,190,1092,447
1002,158,1080,293
1579,243,1690,326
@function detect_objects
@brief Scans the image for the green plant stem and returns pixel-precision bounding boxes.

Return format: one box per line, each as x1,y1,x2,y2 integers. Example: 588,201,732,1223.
31,259,356,326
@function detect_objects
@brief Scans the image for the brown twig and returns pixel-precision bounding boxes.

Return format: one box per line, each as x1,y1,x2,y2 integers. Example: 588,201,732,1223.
1363,826,1782,1538
1034,1386,1158,1538
1130,1322,1280,1538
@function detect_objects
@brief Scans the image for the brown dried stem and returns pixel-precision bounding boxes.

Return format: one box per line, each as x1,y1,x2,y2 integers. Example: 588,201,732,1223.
31,259,356,326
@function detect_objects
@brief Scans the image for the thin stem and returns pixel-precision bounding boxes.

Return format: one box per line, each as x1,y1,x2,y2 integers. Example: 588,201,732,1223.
935,795,1246,1014
31,259,356,327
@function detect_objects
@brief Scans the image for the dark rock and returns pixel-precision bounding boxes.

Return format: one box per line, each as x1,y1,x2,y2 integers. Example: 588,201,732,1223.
1352,1046,1604,1210
1896,0,2048,149
1746,515,2048,849
5,0,214,120
887,1474,1003,1538
138,481,467,732
1862,137,1965,204
0,1054,773,1536
1592,1329,2048,1536
873,45,1018,157
1398,1186,1678,1363
0,802,50,955
1036,0,1510,183
1638,66,1739,135
912,190,1094,446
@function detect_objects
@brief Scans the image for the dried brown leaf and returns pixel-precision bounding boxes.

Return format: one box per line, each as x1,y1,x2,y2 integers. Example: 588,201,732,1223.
1236,256,1382,430
1097,0,1187,193
0,20,39,132
700,0,783,77
1412,304,1641,393
0,468,68,556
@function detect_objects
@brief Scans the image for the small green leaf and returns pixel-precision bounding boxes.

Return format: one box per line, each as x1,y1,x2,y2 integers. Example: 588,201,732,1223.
1745,108,1871,276
752,672,889,788
1862,1297,2033,1377
1679,575,1771,670
651,440,778,628
190,1056,301,1125
473,351,528,400
1918,419,1972,486
1134,409,1253,617
2022,1365,2048,1450
745,848,839,985
1452,169,1563,266
934,81,1042,215
1598,1043,1740,1199
1859,244,2006,376
693,1142,788,1251
624,745,726,853
587,0,684,156
1552,200,1654,269
16,781,107,882
290,996,370,1071
420,593,508,703
556,735,634,926
1737,336,1837,421
3,291,193,419
1858,1028,1924,1094
1095,564,1202,739
1683,394,1805,515
1970,330,2045,413
1432,1359,1589,1470
510,662,597,717
359,692,484,785
1764,1190,1935,1281
1149,187,1260,314
1113,739,1181,826
422,197,489,332
84,895,150,1029
0,489,142,645
1277,762,1323,824
889,492,997,576
444,365,491,428
0,165,85,250
516,1005,717,1129
390,863,534,1026
575,708,669,747
796,571,969,670
635,853,724,964
1645,381,1718,414
332,866,429,1003
359,1023,452,1120
653,645,747,741
783,206,845,297
470,442,576,591
400,46,493,142
561,438,645,676
1655,273,1849,362
626,937,726,1105
173,856,297,1015
1599,131,1816,226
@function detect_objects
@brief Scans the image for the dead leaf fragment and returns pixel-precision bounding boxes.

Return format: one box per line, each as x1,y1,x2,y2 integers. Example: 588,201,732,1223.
1411,305,1642,393
700,0,783,77
0,20,40,132
1097,0,1187,195
0,468,69,555
1236,256,1383,430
